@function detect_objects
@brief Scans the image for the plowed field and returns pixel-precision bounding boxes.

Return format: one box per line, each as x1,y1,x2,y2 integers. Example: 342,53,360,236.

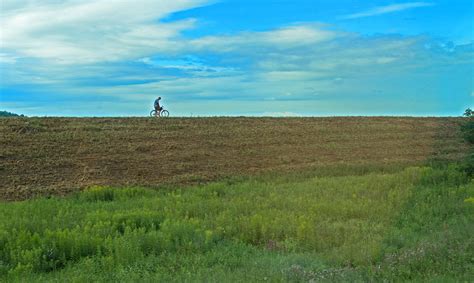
0,117,468,200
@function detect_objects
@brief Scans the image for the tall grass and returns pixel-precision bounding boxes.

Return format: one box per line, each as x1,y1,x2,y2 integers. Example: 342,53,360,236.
0,166,472,281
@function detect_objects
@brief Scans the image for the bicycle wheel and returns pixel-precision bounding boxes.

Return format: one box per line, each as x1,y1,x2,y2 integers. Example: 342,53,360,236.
150,110,158,117
160,110,169,117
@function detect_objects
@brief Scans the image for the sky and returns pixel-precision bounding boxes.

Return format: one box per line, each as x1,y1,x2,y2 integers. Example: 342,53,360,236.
0,0,473,117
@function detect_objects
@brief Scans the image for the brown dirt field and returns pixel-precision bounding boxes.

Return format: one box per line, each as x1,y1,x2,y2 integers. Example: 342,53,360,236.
0,117,468,201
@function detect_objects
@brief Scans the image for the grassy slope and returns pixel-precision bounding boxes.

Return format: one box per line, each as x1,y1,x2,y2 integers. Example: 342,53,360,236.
0,117,468,200
1,166,472,282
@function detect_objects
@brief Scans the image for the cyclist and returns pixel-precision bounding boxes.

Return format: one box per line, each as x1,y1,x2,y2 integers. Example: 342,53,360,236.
154,97,163,117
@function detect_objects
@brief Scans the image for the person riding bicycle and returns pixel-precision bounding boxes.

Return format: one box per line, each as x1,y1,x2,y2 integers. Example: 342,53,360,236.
154,97,163,116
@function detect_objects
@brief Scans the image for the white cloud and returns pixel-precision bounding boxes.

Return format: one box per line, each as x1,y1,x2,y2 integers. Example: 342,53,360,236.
258,71,327,81
0,0,210,63
0,2,336,65
341,2,435,19
262,112,301,117
189,24,337,52
0,53,19,64
260,25,336,45
137,56,237,76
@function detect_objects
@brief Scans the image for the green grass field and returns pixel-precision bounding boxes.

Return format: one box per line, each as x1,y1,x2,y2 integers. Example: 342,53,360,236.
1,165,473,282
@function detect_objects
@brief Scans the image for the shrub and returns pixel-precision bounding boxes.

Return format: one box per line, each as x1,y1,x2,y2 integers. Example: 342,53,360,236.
460,152,474,177
460,109,474,176
464,108,473,117
0,111,24,117
461,118,474,145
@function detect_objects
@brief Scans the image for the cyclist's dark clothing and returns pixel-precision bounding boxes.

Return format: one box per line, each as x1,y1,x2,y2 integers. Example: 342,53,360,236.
154,99,162,111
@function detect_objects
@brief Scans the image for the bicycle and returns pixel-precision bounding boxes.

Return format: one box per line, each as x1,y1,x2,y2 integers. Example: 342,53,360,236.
150,108,170,117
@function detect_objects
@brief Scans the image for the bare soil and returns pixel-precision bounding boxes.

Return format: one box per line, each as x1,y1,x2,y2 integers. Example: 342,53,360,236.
0,117,468,201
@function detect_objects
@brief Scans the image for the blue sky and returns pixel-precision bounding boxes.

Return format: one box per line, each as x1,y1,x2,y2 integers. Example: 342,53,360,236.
0,0,473,116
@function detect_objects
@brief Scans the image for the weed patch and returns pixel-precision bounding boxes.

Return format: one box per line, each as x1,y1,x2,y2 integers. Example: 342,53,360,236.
0,166,472,281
